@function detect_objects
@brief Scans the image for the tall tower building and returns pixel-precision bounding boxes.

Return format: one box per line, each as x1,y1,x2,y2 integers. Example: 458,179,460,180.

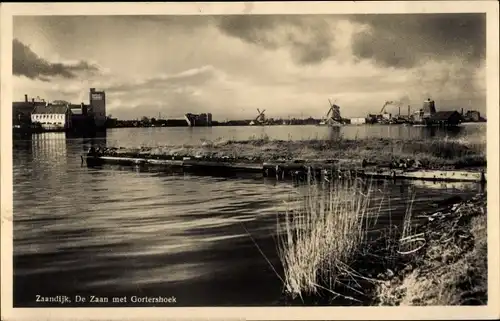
90,88,106,128
422,98,436,119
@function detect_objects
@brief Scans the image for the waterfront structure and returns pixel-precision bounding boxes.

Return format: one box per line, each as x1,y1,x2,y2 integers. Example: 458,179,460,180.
184,113,213,126
31,103,72,131
319,99,346,126
12,95,46,127
69,103,96,131
350,117,366,125
69,103,89,116
249,109,267,126
378,101,393,122
89,88,106,128
426,111,463,127
422,98,437,119
463,110,482,122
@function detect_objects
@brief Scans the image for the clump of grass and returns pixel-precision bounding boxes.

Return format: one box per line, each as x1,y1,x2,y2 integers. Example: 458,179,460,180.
276,174,378,300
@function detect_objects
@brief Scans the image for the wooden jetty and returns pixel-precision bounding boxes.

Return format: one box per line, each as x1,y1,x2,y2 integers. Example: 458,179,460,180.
82,153,486,183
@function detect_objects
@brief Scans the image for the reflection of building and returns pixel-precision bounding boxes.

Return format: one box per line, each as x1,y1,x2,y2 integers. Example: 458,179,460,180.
31,132,68,179
184,113,212,126
89,88,106,128
31,103,72,131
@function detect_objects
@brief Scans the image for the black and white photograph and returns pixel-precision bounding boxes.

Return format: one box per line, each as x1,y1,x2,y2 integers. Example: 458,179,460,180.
1,2,499,320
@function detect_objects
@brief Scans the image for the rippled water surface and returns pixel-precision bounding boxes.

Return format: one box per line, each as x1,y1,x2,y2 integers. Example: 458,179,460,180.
12,126,485,306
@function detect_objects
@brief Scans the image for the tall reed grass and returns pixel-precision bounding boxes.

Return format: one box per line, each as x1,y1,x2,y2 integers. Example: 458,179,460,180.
276,172,380,299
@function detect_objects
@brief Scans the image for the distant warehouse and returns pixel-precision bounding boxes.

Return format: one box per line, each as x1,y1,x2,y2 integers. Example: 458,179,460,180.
184,113,212,127
426,111,463,127
350,117,366,125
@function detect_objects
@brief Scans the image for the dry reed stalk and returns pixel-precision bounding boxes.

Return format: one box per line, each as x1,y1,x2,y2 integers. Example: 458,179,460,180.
276,173,379,298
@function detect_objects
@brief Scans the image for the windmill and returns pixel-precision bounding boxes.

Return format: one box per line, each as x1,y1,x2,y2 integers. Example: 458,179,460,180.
249,108,267,125
319,99,344,126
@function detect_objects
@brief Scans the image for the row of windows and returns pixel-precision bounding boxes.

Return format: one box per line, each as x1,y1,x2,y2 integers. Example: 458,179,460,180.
33,114,65,120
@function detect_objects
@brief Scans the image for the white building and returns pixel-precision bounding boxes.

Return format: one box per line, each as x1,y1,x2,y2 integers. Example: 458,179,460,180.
350,117,367,125
31,104,72,131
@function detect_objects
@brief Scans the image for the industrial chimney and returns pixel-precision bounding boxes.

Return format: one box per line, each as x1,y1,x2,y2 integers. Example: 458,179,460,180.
407,105,411,117
24,94,28,103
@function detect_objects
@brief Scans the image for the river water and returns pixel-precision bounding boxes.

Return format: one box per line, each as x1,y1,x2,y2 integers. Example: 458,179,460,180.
12,125,486,306
100,123,486,147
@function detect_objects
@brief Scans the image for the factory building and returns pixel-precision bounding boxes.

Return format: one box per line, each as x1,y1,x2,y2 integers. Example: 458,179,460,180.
426,111,463,127
89,88,106,128
464,110,482,122
13,88,107,131
422,98,437,119
69,103,96,131
31,103,72,131
184,113,213,126
13,95,47,127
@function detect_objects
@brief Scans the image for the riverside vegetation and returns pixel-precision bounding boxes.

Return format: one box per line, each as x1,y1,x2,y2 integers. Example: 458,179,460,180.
269,172,487,305
103,135,486,170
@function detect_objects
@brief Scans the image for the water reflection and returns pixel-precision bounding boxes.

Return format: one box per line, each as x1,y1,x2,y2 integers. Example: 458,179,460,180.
327,126,341,140
12,128,485,307
421,126,464,138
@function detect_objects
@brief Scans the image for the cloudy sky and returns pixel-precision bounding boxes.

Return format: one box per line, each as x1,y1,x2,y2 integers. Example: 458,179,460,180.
13,14,486,120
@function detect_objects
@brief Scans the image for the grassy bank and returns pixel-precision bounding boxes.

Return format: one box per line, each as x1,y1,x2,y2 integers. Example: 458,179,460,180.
374,193,487,305
275,176,487,305
106,136,486,169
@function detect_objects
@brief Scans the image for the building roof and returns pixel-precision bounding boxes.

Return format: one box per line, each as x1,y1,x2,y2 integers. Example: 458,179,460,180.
33,104,69,115
429,111,461,121
13,102,34,111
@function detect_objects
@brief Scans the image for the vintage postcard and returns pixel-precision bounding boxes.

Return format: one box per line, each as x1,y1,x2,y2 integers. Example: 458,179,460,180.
1,1,499,320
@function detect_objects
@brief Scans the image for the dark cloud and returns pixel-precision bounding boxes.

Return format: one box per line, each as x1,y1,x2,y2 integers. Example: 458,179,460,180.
350,13,486,68
215,14,485,69
216,15,335,65
13,38,99,80
347,14,486,103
